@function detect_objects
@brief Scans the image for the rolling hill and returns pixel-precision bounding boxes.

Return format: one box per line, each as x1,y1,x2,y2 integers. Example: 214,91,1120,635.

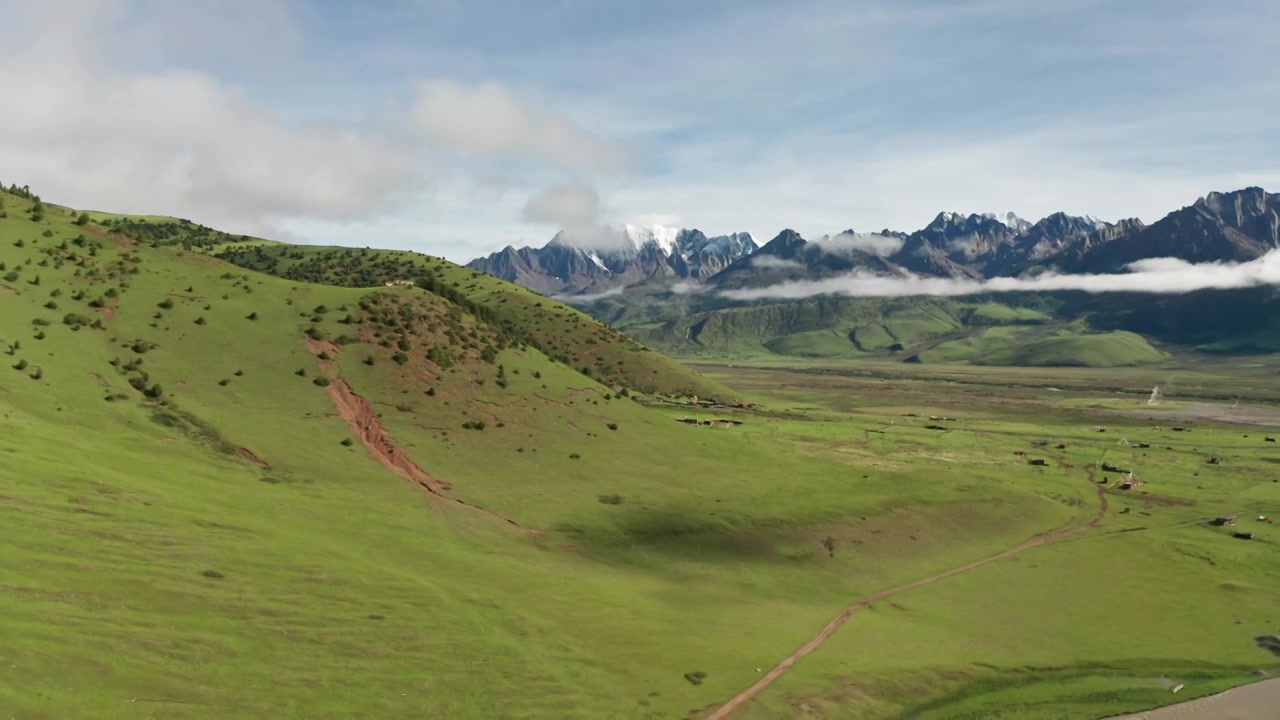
5,184,1280,719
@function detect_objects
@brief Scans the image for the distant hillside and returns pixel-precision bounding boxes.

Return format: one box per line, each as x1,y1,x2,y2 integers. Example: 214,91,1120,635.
213,243,734,399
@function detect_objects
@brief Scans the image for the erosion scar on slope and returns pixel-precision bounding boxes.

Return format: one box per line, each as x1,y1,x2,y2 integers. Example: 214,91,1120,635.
699,460,1107,720
322,376,527,530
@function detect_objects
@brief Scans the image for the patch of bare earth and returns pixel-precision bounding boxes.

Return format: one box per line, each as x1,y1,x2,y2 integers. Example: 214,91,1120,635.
305,340,528,531
236,448,270,468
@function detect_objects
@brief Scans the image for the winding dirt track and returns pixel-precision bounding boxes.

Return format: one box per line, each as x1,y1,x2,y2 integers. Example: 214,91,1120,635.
700,462,1106,719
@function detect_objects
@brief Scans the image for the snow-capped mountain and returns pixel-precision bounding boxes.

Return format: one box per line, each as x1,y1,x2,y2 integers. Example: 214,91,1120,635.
466,225,758,294
466,187,1278,299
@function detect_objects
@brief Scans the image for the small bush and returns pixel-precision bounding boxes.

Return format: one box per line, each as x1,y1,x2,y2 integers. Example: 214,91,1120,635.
340,438,354,447
245,312,258,320
13,359,28,370
201,570,225,579
29,367,42,380
234,369,243,376
194,316,206,325
157,298,173,309
41,229,54,237
362,356,375,366
218,379,230,386
392,353,409,365
569,453,581,460
313,377,331,387
597,494,624,505
295,368,307,377
607,423,618,431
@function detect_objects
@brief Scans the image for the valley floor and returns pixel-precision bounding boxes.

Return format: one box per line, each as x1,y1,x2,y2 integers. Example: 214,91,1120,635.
685,361,1280,719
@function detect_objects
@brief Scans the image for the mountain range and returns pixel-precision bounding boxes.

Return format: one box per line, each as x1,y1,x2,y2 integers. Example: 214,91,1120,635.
469,187,1279,296
468,187,1280,365
466,224,758,294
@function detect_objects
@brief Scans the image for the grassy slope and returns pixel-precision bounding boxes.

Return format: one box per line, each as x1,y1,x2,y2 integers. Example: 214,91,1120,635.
0,193,1088,719
212,243,735,400
631,293,1178,368
5,194,1278,719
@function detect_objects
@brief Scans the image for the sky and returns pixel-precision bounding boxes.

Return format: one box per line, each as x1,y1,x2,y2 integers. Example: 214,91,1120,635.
1,0,1277,263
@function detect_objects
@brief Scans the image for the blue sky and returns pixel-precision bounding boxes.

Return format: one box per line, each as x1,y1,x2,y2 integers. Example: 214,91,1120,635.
1,0,1276,261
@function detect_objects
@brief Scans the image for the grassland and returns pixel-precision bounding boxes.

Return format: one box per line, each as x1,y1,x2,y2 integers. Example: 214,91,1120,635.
2,188,1278,719
590,286,1280,368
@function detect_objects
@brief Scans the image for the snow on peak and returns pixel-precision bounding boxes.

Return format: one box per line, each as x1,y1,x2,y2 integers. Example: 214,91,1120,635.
622,224,682,256
982,211,1030,231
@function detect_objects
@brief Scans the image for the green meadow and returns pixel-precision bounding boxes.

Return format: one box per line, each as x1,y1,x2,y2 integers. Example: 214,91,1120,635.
2,187,1278,719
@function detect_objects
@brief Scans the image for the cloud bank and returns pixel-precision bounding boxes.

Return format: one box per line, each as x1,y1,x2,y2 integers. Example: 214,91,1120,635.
721,252,1280,301
750,255,805,270
816,231,906,257
552,286,626,304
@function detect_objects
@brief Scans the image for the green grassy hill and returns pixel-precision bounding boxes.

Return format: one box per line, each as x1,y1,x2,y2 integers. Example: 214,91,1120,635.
5,185,1279,719
211,243,732,399
616,291,1201,367
0,187,1050,718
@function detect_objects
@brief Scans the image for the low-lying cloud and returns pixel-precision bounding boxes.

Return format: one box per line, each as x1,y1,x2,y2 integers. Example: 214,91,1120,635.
750,255,805,270
552,286,626,304
816,231,906,257
721,252,1280,301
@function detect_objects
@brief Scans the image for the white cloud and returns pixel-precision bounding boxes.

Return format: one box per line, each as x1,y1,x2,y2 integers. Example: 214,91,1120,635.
817,232,905,257
410,79,629,173
721,252,1280,301
669,281,705,295
750,255,805,270
523,184,602,226
0,64,419,236
552,286,626,304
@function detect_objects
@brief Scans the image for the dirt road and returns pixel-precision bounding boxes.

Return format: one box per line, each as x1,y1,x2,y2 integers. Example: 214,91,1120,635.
1101,678,1280,719
700,464,1107,719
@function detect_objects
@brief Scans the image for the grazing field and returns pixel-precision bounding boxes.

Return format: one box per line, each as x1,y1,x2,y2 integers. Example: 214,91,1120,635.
691,362,1280,719
2,188,1278,719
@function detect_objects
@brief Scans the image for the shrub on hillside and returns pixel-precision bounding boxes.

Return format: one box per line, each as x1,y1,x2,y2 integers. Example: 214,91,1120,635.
157,299,173,309
313,377,331,387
